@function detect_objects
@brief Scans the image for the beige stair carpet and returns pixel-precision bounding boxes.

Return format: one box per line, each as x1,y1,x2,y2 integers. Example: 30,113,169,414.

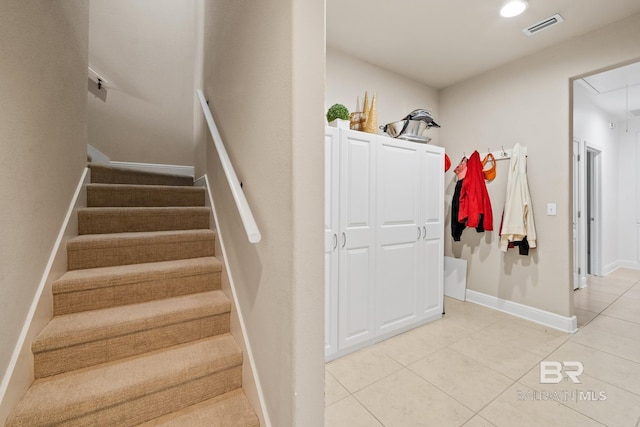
5,165,258,427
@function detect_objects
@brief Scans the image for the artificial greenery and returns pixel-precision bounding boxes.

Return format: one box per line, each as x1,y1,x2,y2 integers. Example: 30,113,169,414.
326,104,350,122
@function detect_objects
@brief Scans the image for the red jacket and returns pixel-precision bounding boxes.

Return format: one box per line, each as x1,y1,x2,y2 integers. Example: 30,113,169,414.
458,151,493,231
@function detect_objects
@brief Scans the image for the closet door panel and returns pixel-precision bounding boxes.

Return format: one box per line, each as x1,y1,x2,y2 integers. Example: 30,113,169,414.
421,145,445,240
419,144,444,319
421,237,443,317
375,140,421,334
338,130,376,349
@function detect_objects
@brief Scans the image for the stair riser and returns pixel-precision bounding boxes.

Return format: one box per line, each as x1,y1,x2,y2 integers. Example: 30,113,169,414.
12,367,242,427
78,209,210,234
87,186,205,207
68,238,215,270
54,271,221,315
90,166,194,187
34,314,230,378
137,390,259,427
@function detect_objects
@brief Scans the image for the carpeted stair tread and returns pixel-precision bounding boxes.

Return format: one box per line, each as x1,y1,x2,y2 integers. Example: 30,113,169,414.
53,257,222,314
34,290,230,353
33,291,231,378
67,229,216,270
78,206,210,234
89,164,194,186
139,389,259,427
5,335,242,427
87,183,205,207
54,257,221,294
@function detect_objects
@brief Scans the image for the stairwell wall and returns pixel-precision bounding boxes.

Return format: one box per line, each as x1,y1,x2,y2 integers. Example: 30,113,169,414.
88,0,198,167
0,0,89,420
199,0,325,425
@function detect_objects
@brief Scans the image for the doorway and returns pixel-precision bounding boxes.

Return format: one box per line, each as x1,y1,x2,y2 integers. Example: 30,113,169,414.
585,146,602,277
572,59,640,292
572,139,602,290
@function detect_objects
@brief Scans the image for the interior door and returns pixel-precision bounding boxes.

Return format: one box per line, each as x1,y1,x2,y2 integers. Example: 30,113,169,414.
375,138,421,336
338,130,377,350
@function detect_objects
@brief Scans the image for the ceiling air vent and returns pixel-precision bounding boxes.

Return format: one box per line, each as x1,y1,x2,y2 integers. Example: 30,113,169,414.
523,13,565,36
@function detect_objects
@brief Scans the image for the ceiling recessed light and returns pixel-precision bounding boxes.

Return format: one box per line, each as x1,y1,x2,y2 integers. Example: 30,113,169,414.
500,0,528,18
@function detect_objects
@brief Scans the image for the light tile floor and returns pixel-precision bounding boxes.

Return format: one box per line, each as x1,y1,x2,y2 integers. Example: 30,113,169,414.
325,268,640,426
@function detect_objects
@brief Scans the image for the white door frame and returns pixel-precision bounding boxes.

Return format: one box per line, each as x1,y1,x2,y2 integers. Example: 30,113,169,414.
586,143,603,277
573,139,587,289
574,138,603,285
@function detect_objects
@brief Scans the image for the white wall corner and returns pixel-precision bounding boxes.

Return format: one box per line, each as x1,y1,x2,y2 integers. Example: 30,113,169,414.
0,168,89,424
87,144,110,165
465,289,578,333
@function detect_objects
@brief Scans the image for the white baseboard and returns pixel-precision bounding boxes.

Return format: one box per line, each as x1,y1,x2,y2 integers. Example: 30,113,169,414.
198,175,271,427
109,161,194,178
465,289,578,334
605,260,640,274
0,168,89,423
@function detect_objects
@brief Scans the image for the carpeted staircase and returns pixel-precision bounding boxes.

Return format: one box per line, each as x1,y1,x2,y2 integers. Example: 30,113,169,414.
5,164,259,427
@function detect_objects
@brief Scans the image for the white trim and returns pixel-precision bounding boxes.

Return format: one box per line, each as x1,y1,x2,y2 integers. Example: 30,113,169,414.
196,90,261,243
109,161,195,178
325,312,443,363
605,260,640,273
0,168,89,419
586,144,603,277
199,174,271,427
87,144,110,165
465,289,578,333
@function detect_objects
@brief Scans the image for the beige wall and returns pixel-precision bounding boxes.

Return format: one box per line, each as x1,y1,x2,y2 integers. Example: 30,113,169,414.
440,13,640,317
88,0,197,166
201,0,325,425
0,0,88,416
326,47,440,143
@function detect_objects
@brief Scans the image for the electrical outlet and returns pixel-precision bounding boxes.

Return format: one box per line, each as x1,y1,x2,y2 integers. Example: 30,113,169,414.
547,203,557,216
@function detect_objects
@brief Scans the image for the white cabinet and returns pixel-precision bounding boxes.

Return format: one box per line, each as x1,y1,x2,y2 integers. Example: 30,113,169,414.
324,127,340,358
325,127,444,361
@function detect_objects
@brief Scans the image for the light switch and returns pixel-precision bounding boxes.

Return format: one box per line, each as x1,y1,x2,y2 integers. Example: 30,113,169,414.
547,203,557,216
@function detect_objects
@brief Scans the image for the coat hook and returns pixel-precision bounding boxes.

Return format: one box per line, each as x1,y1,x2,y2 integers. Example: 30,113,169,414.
501,146,507,157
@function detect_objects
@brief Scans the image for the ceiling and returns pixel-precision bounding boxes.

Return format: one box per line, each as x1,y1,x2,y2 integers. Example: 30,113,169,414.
578,62,640,119
326,0,640,90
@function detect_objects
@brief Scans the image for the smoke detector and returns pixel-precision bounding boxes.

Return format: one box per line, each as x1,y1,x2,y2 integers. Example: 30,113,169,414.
523,13,565,36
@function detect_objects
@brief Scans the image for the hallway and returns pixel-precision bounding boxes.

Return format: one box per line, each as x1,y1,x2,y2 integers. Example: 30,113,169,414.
325,269,640,426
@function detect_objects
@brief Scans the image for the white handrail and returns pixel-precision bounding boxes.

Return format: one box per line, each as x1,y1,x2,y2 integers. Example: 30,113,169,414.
197,90,261,243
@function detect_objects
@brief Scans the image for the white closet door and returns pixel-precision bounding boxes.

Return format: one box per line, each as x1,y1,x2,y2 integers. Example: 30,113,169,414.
375,138,421,336
338,130,377,350
324,127,340,358
419,144,444,319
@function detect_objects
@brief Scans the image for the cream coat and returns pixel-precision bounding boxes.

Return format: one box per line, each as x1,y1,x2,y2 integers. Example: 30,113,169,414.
500,143,537,251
